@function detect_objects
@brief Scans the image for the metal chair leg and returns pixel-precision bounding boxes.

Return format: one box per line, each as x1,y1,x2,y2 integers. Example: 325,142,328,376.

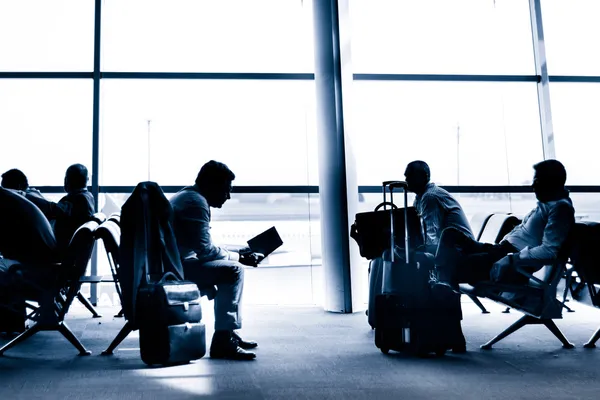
562,269,574,304
77,291,102,318
468,294,490,314
561,302,575,313
481,315,533,350
58,322,92,356
542,319,574,349
0,324,41,355
101,321,134,355
584,327,600,349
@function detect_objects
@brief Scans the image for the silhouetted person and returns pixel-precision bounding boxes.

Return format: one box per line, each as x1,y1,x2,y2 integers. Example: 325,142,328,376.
432,159,575,291
170,160,262,361
50,164,95,254
0,187,60,289
404,160,474,253
1,169,29,191
1,169,55,220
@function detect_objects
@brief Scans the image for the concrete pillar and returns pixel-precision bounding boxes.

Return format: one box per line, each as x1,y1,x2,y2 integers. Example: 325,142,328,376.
312,0,363,313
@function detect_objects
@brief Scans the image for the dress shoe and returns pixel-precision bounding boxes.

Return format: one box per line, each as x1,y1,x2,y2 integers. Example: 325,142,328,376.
232,331,258,350
210,331,256,361
210,344,256,360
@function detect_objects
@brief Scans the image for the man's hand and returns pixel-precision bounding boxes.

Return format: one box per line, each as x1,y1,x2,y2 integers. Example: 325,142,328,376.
490,255,512,282
239,252,264,267
237,246,252,255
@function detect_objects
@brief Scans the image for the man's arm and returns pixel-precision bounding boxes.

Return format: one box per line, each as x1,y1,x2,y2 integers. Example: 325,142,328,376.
419,193,445,246
180,202,239,262
514,202,574,268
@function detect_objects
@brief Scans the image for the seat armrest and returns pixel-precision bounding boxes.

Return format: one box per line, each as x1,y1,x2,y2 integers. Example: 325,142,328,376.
514,266,546,287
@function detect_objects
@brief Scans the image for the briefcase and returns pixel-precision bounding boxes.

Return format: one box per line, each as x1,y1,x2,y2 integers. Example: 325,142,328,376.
136,272,206,366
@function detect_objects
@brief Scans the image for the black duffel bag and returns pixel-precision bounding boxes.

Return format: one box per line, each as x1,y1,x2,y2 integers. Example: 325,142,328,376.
136,272,206,366
352,202,424,260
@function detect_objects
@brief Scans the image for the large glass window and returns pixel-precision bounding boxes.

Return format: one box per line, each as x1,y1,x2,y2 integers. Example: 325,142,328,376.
549,83,600,184
350,0,534,75
351,81,543,186
96,192,323,306
101,0,314,73
0,80,93,185
99,79,318,186
541,0,600,76
0,0,94,71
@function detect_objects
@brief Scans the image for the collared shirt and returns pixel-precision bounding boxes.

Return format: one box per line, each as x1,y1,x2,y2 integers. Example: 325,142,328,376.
169,185,239,263
414,182,474,246
504,196,574,267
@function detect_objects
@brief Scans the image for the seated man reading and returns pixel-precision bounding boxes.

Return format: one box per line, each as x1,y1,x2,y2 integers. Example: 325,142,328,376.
432,159,575,291
170,160,263,361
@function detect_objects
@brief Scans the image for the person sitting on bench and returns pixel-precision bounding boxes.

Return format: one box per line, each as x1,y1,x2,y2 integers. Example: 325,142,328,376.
431,159,575,291
1,168,52,220
1,165,94,257
404,160,474,254
170,160,263,361
0,187,61,291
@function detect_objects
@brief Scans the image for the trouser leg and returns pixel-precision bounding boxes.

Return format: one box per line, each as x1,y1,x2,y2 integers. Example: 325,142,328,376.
183,259,245,331
434,228,482,285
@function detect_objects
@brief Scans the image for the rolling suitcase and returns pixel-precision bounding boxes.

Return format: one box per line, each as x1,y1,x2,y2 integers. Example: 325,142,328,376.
374,181,464,356
356,190,423,329
137,272,206,366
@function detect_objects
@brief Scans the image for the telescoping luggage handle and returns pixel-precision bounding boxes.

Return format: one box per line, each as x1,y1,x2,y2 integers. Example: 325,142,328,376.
382,181,410,264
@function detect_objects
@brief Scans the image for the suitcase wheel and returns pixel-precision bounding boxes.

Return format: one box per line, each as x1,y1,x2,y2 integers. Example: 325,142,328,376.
380,347,390,354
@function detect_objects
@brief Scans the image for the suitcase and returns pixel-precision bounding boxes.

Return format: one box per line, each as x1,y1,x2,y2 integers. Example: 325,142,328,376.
367,257,384,329
365,182,424,329
137,272,206,366
373,181,464,356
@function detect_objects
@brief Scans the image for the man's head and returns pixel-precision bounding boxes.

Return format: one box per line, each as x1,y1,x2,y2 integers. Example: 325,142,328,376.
532,159,567,201
404,160,431,194
1,169,29,191
195,160,235,208
64,164,89,193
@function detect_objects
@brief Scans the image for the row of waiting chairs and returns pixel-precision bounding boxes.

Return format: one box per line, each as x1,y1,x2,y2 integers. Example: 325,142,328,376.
0,219,101,356
0,212,122,356
4,210,600,355
461,212,600,350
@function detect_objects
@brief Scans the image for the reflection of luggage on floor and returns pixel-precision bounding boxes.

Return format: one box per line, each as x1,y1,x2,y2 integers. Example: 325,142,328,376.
373,181,465,356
